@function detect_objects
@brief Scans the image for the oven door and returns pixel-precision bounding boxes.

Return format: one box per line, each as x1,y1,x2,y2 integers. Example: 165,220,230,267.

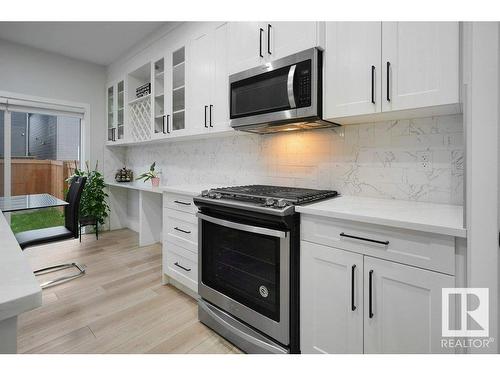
197,212,290,345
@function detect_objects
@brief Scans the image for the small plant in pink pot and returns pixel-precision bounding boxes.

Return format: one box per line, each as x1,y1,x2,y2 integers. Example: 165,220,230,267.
136,162,162,187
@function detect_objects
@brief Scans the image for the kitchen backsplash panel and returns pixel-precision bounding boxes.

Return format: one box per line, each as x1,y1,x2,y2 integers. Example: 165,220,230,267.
113,114,463,205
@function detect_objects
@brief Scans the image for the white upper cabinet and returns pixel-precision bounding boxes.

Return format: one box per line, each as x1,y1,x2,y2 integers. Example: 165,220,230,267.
381,22,459,112
363,256,455,354
228,22,267,75
189,22,230,134
301,241,364,354
228,22,321,75
210,22,230,132
324,22,382,119
265,22,321,61
323,21,459,122
190,31,213,132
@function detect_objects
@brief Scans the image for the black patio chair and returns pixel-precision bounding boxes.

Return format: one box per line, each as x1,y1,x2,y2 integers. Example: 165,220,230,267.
15,176,87,288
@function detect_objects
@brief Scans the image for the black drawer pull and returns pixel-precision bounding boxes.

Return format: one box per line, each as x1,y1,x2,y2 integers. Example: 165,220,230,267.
174,227,191,234
173,200,191,206
174,262,191,272
259,28,264,58
339,232,389,246
371,65,375,104
351,264,356,311
369,270,374,318
386,61,391,102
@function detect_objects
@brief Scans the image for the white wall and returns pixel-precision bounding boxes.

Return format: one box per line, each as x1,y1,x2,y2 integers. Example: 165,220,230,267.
0,38,106,169
463,22,499,353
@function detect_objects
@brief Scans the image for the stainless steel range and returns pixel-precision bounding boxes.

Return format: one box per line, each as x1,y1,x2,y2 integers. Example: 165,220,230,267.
194,185,338,354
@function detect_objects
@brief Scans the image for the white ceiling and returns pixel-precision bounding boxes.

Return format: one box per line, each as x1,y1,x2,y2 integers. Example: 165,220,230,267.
0,22,168,66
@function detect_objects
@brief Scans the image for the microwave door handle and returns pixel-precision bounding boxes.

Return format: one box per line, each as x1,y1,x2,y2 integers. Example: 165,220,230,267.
287,64,297,109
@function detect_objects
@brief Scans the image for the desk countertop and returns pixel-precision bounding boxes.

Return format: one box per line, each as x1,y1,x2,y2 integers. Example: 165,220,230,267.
0,211,42,321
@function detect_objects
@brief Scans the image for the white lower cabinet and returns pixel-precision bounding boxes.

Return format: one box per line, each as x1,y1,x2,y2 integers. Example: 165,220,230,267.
363,256,454,354
162,192,198,294
300,240,455,354
301,241,364,354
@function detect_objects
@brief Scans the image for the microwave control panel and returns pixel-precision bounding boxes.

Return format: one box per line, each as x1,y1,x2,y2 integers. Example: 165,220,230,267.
295,60,312,108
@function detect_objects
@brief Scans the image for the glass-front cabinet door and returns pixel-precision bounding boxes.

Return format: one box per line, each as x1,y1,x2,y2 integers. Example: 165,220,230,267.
170,46,188,136
117,80,125,140
153,57,166,137
107,84,116,141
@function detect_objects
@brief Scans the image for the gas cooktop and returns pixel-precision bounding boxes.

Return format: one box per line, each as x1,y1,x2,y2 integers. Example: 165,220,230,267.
194,185,338,216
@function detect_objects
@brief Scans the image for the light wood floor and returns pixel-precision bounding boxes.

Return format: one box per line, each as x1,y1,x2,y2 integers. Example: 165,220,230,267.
18,229,241,354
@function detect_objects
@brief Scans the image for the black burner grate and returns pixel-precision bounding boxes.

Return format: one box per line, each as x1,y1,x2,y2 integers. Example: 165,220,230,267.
212,185,338,204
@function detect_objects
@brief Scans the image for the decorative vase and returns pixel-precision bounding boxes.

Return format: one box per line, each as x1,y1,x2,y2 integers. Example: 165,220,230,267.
151,177,160,187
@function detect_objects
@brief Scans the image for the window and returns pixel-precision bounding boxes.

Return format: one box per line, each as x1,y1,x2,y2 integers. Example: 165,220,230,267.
0,97,85,233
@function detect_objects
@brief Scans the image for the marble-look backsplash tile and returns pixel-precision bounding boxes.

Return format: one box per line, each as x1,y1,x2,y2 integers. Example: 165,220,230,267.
107,114,464,205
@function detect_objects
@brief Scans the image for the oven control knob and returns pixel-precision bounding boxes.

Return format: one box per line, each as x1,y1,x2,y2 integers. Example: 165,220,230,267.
214,193,222,199
264,198,275,207
276,199,287,208
208,192,216,199
201,190,209,197
259,285,269,298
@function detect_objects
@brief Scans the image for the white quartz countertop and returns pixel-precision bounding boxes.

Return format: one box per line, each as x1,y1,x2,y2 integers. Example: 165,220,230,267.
105,181,163,194
0,211,42,321
296,195,466,238
106,181,225,197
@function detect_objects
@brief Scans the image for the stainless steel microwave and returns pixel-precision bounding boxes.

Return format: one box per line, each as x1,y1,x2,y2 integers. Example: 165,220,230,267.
229,48,339,134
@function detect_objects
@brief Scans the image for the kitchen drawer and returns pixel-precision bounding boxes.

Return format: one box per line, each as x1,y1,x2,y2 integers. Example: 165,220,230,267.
164,192,197,214
164,241,198,292
164,208,198,253
301,215,455,275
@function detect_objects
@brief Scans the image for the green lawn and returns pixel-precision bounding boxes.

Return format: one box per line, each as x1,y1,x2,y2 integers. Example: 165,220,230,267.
10,208,65,234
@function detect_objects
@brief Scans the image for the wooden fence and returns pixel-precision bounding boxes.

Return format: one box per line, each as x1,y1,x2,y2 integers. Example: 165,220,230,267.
0,159,76,199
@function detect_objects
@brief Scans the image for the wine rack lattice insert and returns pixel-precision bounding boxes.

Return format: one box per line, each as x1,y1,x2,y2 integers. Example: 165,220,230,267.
129,97,151,142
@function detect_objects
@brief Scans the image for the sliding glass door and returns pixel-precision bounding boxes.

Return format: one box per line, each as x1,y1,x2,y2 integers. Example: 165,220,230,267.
0,101,83,233
0,110,4,198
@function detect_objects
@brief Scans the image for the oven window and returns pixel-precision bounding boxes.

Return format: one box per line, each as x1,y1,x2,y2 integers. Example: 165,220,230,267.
230,65,291,119
202,220,281,321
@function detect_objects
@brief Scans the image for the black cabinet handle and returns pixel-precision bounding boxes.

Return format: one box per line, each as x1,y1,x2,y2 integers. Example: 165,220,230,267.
371,65,375,104
162,115,166,134
259,28,264,58
174,227,191,234
174,262,191,272
339,232,389,246
386,61,391,102
267,24,272,55
351,265,357,311
209,104,213,127
369,270,374,318
204,105,208,128
166,115,170,134
173,200,191,206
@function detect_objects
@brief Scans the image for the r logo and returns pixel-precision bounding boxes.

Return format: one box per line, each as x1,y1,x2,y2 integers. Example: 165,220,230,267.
442,288,489,337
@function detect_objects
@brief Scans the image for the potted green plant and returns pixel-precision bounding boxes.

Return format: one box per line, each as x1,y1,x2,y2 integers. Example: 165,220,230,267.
67,160,110,231
136,162,161,187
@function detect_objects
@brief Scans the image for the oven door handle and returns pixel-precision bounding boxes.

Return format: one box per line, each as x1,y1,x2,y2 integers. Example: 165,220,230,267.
197,213,288,238
287,64,297,109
